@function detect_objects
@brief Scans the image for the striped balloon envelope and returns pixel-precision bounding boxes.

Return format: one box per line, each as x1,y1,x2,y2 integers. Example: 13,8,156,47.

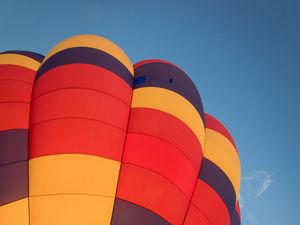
0,35,241,225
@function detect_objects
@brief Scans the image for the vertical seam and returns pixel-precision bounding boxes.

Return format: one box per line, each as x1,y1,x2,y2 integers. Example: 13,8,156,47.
109,82,134,225
182,126,207,224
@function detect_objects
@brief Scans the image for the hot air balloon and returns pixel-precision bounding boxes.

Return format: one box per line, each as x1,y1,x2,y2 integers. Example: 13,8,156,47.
0,35,241,225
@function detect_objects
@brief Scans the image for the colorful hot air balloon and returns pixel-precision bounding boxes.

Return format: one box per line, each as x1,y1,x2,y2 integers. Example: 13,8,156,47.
0,35,241,225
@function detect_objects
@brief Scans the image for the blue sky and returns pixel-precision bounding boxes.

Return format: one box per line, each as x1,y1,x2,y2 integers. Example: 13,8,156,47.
1,0,299,224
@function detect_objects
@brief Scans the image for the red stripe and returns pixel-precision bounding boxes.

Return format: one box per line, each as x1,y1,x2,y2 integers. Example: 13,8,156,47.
30,88,129,131
190,179,230,225
0,65,35,130
205,113,237,150
0,103,30,130
184,205,212,225
235,202,241,217
33,64,132,105
123,133,197,199
0,80,32,102
29,63,131,161
0,65,35,83
128,108,203,170
29,118,125,161
116,163,189,225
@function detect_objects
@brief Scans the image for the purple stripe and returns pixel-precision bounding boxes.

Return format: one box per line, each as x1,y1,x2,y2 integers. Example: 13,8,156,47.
230,209,241,225
0,129,28,165
36,47,133,87
0,161,28,205
134,62,205,125
111,198,170,225
199,158,236,212
0,50,44,62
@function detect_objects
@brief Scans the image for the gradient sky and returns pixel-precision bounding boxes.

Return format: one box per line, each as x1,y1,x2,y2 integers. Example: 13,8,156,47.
1,0,299,224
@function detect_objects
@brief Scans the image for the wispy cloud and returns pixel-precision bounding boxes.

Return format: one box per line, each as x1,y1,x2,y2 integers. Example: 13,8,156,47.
245,208,258,225
238,193,245,208
239,170,273,225
242,170,273,198
255,172,273,198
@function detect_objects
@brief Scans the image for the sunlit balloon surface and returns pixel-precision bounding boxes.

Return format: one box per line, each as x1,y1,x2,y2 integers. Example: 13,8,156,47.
0,34,241,225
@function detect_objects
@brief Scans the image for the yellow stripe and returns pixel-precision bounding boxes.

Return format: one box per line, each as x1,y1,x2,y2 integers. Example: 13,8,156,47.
204,129,241,198
0,54,40,71
30,195,114,225
43,34,133,75
0,198,29,225
29,154,120,196
131,87,205,148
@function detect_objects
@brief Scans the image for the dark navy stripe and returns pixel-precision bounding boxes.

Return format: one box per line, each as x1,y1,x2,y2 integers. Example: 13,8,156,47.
134,62,205,125
199,158,236,212
230,209,241,225
133,75,146,86
0,129,28,206
111,198,170,225
1,50,44,62
0,129,28,165
0,161,28,205
36,47,133,87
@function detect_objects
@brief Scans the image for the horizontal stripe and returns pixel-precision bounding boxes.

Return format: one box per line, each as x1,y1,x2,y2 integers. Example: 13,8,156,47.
1,51,44,62
131,87,205,147
205,113,237,149
0,161,28,205
199,158,236,212
230,209,241,225
30,194,114,225
111,198,170,225
133,75,146,85
123,133,197,199
0,64,36,83
134,61,205,123
0,129,28,165
205,129,241,198
37,47,133,86
0,54,40,71
30,88,130,130
117,163,189,225
0,198,29,225
0,80,32,102
42,34,133,75
0,102,30,130
29,154,120,196
128,108,202,170
190,179,230,225
32,64,132,105
183,205,212,225
29,118,126,161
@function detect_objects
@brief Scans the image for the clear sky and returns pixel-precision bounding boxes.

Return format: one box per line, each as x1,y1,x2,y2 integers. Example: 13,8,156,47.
1,0,299,224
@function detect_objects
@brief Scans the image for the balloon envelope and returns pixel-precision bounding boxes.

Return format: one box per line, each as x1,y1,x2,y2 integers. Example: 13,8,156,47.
0,35,241,225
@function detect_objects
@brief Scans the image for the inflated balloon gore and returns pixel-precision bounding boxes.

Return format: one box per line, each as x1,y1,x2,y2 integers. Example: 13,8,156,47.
0,35,241,225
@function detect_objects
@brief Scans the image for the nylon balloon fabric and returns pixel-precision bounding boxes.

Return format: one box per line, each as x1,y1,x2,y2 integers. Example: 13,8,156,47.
0,35,241,225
